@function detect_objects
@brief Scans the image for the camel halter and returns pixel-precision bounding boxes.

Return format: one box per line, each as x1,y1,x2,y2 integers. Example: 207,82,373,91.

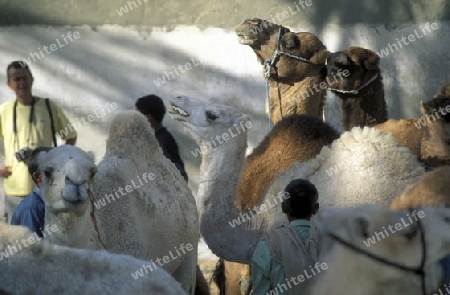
327,210,427,295
88,189,107,249
327,73,379,95
263,27,316,129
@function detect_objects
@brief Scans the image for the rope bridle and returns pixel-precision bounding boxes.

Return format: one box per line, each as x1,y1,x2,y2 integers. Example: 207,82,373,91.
88,188,107,249
327,210,427,295
327,73,379,95
263,27,316,129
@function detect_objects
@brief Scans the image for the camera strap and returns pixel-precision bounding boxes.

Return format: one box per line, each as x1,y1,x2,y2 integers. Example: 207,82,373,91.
13,98,36,149
45,98,57,147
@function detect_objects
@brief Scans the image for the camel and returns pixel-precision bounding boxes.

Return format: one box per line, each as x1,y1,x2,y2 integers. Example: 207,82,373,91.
235,18,330,125
327,51,450,166
308,205,450,295
326,46,388,130
0,222,186,295
168,96,429,289
36,111,200,294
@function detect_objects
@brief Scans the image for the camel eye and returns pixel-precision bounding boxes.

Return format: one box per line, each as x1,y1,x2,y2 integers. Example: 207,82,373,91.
205,110,218,121
282,36,299,51
44,167,54,178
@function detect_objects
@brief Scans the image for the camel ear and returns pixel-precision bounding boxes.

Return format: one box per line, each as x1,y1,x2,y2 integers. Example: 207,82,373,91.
310,50,331,65
363,50,380,70
349,214,371,239
420,100,431,115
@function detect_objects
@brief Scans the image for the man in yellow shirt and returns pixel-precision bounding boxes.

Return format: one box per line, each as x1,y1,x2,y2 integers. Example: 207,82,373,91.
0,61,77,222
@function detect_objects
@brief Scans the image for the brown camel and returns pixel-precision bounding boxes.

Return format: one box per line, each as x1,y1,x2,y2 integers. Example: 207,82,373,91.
375,85,450,167
327,50,450,165
235,18,330,124
326,46,388,130
220,19,329,295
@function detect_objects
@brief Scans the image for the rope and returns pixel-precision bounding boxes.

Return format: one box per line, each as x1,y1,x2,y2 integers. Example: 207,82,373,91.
263,27,316,129
328,74,379,95
88,189,107,249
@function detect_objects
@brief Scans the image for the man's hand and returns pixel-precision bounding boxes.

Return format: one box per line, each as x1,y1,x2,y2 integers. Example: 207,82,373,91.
0,166,12,178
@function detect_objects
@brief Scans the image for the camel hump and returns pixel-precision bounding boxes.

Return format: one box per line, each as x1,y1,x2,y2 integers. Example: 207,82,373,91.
236,114,340,211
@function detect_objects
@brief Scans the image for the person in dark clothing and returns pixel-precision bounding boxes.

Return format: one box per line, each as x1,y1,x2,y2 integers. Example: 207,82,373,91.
135,94,188,181
10,147,52,238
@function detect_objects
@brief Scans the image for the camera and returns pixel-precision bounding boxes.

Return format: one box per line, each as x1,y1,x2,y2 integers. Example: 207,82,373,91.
15,147,31,162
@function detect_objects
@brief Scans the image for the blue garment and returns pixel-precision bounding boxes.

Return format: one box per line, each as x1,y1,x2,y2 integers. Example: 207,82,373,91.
440,255,450,285
251,219,311,295
10,187,45,238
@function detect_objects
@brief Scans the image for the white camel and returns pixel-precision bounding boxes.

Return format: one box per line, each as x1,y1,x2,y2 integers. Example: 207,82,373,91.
0,222,186,295
36,111,199,294
168,96,426,265
308,205,450,295
263,126,425,209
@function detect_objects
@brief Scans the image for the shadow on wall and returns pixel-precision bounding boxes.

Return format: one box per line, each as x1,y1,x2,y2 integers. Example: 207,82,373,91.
0,7,271,195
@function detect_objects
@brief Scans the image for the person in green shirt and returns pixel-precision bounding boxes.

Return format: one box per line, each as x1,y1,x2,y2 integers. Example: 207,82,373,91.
251,178,320,295
0,61,77,222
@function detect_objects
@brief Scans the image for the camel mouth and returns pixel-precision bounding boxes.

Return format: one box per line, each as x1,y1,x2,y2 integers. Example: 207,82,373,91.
236,33,256,45
168,105,190,117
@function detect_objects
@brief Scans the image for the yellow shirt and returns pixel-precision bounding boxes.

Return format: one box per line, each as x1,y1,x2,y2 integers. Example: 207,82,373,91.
0,98,77,196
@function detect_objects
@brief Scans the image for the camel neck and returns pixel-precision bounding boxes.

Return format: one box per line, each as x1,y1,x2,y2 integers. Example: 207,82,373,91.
197,130,263,264
336,75,387,130
44,207,93,249
268,75,326,124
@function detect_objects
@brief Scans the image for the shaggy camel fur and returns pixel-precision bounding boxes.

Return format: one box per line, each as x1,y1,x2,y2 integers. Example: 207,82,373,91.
235,18,330,124
0,223,186,295
309,205,450,295
375,94,450,167
260,127,424,209
326,46,388,130
236,114,340,211
37,112,200,294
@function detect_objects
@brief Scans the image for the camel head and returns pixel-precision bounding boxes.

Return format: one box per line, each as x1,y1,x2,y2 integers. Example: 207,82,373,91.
326,46,381,93
37,145,97,215
424,81,450,125
235,18,329,81
168,96,251,148
419,88,450,166
320,205,450,291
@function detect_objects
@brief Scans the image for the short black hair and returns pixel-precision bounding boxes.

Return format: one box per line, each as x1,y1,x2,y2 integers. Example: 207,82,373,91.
28,147,53,183
135,94,166,123
283,179,318,219
7,61,33,81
